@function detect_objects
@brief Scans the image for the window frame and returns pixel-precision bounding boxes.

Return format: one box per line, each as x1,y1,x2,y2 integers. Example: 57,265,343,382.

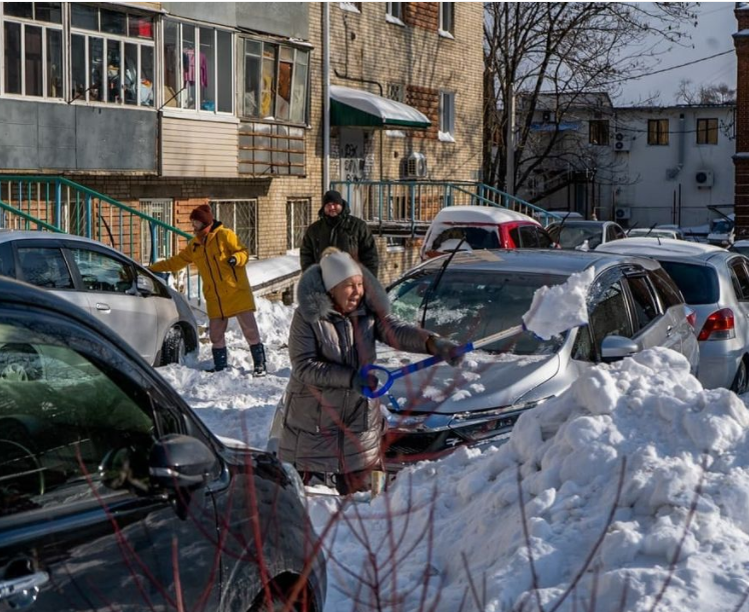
439,90,455,142
286,197,312,251
439,3,454,38
386,2,404,25
1,2,64,99
161,18,234,116
339,2,362,13
623,272,662,334
208,199,259,258
696,117,718,145
647,119,669,146
240,36,310,126
588,119,610,146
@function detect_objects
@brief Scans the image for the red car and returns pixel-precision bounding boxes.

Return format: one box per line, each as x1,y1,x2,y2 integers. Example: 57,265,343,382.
420,205,556,260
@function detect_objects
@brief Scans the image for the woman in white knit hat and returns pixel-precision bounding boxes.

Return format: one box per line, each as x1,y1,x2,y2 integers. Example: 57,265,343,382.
277,247,462,494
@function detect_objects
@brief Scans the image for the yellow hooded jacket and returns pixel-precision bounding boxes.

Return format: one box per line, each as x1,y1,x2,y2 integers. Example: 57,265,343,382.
150,222,256,320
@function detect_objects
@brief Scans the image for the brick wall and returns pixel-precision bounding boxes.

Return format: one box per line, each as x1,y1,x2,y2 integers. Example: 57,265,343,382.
403,3,439,31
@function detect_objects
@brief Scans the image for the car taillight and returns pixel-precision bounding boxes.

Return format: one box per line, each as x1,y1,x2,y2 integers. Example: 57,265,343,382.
685,307,697,329
697,308,735,341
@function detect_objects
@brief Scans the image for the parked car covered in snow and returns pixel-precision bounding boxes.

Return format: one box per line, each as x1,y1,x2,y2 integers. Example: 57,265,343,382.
546,220,627,250
420,205,555,260
0,231,198,366
0,276,326,611
379,249,699,469
627,227,685,240
597,237,749,393
707,214,735,247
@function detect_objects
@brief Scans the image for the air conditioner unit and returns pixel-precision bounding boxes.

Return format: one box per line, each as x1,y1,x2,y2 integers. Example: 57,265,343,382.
613,133,630,152
542,110,552,123
695,169,714,188
405,152,428,179
614,206,631,221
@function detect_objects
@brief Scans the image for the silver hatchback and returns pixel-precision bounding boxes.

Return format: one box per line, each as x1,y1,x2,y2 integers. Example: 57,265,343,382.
381,249,699,469
597,237,749,392
0,231,198,366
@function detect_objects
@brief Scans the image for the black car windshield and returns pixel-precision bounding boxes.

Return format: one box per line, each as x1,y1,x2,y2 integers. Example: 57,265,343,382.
388,269,568,355
550,225,604,249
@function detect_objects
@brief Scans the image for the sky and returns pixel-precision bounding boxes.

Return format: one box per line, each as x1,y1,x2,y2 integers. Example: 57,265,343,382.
156,285,749,612
619,3,737,106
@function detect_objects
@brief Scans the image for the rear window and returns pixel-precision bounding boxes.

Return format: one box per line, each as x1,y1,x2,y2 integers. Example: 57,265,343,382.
658,261,719,305
430,227,500,251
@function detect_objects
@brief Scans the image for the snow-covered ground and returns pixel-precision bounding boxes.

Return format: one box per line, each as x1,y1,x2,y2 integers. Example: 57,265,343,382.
159,297,749,612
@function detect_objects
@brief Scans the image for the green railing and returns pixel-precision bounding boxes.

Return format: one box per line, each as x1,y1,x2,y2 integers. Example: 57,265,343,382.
330,181,562,235
0,175,201,302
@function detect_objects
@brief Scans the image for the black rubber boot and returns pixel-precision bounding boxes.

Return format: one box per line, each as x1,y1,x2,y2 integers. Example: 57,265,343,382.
250,343,267,377
211,347,228,372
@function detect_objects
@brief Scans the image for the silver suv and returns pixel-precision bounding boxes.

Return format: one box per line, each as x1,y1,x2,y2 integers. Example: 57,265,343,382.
0,231,198,366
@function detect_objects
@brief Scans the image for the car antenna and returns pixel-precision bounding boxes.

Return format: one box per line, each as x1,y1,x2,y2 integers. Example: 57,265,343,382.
420,235,466,329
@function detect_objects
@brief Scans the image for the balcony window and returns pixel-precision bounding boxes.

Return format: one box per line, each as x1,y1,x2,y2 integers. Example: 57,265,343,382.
70,5,154,106
163,19,233,114
242,38,308,124
2,2,63,98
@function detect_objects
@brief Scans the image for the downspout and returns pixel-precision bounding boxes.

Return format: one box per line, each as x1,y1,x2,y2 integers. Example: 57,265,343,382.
323,3,330,192
677,112,686,174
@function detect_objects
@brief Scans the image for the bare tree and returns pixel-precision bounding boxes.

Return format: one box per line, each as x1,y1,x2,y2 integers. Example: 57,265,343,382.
483,3,698,201
676,79,736,105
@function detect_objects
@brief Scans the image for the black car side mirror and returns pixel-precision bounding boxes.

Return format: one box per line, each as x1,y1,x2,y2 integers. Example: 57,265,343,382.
149,434,217,491
600,335,638,362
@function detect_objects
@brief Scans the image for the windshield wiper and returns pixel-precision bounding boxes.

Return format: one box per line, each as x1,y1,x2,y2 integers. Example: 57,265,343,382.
420,236,466,328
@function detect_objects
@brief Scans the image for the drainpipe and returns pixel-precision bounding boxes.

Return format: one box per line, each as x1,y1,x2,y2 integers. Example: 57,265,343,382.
677,112,686,174
323,3,330,192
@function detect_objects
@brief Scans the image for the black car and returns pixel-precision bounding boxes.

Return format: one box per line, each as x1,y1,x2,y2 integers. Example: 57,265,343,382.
0,277,325,611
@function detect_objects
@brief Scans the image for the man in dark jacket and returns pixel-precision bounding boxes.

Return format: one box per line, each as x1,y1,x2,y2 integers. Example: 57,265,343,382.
300,190,379,277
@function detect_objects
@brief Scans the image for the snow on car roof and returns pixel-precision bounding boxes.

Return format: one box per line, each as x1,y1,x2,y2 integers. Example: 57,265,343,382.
595,237,723,257
431,205,538,225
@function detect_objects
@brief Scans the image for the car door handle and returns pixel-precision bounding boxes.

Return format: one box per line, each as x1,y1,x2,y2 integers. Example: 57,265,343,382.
0,571,49,607
96,303,111,312
666,325,674,336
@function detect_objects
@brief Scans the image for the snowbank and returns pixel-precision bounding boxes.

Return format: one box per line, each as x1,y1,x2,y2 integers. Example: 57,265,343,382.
313,348,749,612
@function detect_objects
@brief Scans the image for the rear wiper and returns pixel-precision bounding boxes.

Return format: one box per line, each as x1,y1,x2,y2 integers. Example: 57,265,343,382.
420,236,466,328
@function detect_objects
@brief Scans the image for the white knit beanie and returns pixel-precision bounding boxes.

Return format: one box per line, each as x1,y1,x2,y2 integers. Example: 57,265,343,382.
320,249,362,291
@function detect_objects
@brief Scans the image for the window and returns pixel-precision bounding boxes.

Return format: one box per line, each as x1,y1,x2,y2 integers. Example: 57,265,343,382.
589,120,610,146
209,200,258,257
17,246,73,289
626,274,660,332
729,259,749,301
386,2,403,23
387,82,404,103
439,3,454,36
140,199,174,263
242,38,308,123
589,280,634,341
71,249,135,294
648,268,683,309
287,198,312,250
340,2,362,12
697,118,718,145
70,5,154,106
658,261,719,305
162,19,232,113
647,119,669,146
439,91,455,140
2,2,63,98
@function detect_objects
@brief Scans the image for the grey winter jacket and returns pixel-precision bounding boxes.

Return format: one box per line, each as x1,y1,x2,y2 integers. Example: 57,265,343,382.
278,264,433,474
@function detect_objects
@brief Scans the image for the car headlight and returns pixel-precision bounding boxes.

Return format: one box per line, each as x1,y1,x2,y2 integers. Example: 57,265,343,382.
449,398,550,443
281,462,307,501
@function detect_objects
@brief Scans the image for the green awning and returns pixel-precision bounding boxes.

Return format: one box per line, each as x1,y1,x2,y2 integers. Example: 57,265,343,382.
330,85,431,129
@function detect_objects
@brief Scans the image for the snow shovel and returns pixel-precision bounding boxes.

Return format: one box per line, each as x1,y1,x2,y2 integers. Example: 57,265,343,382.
359,324,525,399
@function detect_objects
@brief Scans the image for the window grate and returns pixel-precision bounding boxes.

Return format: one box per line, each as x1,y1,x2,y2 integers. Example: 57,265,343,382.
140,199,173,264
209,200,258,257
286,198,312,250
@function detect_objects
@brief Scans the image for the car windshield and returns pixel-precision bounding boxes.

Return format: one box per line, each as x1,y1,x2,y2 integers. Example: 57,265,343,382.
711,220,733,234
550,225,603,249
657,261,719,305
430,226,500,252
388,269,568,355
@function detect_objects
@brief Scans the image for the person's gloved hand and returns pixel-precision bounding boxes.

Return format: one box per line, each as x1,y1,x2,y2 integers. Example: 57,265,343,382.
227,256,237,267
427,336,464,367
352,371,379,396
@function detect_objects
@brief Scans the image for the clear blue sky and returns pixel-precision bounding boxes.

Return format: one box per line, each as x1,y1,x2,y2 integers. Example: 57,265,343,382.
617,3,736,105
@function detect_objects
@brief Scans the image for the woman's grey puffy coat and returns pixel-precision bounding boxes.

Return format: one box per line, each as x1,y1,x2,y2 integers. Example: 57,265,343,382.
278,264,433,475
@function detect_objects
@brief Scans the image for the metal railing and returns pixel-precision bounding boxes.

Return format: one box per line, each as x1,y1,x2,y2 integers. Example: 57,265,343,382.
0,175,201,302
330,181,562,235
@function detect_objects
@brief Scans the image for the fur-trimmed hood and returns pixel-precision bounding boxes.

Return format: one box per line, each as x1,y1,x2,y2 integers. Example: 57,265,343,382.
296,264,390,323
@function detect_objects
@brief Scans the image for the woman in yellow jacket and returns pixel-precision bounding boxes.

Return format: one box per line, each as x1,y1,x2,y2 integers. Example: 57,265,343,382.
149,205,266,375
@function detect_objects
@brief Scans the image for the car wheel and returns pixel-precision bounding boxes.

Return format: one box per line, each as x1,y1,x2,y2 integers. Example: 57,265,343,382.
731,359,748,395
160,326,186,366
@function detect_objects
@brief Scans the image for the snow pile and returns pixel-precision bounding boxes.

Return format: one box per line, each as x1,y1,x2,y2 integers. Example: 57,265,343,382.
523,267,594,340
313,348,749,612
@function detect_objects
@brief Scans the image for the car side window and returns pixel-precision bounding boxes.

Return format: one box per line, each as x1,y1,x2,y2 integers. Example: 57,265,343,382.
571,325,595,362
0,328,157,518
517,226,540,248
589,280,634,342
0,242,12,277
626,274,661,332
648,268,684,309
729,259,749,301
535,228,554,249
72,248,135,294
17,247,74,289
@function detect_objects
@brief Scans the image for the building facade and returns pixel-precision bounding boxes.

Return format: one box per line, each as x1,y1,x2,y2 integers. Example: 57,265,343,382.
0,2,484,289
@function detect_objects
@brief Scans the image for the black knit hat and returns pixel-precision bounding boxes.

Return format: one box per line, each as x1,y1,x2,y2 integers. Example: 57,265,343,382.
322,190,344,206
